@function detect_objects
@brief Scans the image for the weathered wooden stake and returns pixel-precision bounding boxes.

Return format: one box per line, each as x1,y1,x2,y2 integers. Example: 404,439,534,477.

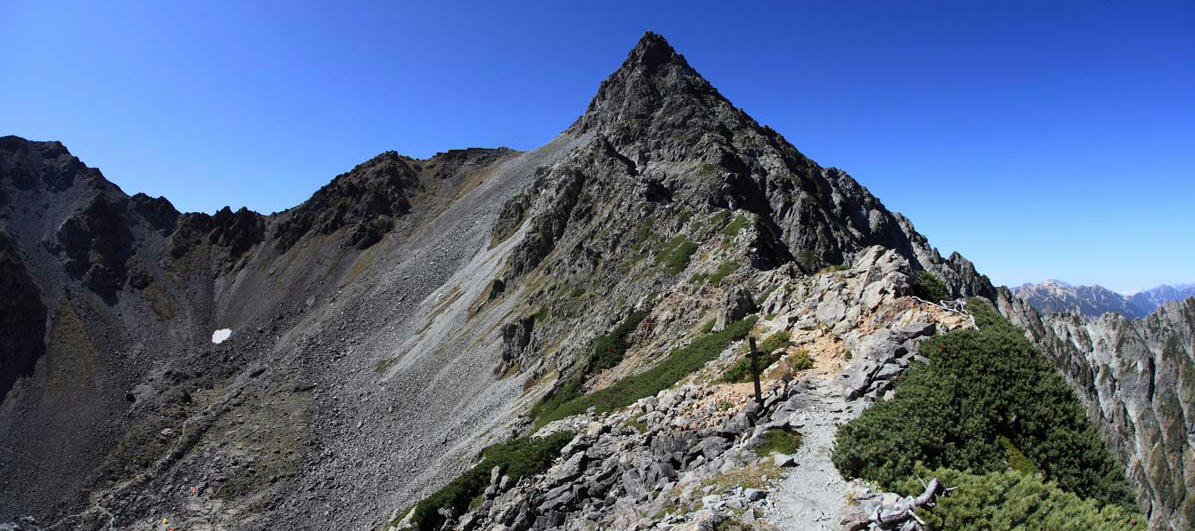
749,336,763,405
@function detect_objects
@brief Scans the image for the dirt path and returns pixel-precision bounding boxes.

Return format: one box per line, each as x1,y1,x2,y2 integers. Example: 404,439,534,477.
762,377,859,529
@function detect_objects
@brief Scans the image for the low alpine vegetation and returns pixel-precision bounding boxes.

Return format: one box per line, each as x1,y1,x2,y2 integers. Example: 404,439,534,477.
891,466,1145,530
407,431,575,530
752,428,802,457
911,270,950,302
720,214,751,236
532,316,758,428
655,235,699,274
832,299,1135,510
591,310,649,372
691,261,738,286
721,331,790,383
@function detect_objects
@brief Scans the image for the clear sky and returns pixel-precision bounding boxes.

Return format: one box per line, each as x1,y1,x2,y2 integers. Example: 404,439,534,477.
2,1,1191,292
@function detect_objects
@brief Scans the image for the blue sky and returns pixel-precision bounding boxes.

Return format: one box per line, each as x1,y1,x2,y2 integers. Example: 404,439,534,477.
2,1,1191,292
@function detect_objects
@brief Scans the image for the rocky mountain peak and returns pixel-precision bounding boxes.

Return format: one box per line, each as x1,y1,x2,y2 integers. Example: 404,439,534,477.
624,31,687,73
569,32,721,139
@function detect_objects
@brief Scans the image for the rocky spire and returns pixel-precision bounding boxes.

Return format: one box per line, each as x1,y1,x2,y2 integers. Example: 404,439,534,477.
619,31,690,74
568,32,722,137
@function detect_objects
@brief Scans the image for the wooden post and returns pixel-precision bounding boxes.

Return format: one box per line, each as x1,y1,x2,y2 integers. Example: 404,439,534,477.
749,336,763,405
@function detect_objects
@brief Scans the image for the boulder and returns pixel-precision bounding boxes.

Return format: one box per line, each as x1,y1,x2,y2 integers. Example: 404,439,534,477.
714,287,756,331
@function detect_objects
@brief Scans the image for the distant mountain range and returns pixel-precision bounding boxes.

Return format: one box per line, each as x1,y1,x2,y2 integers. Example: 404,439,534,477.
1013,280,1195,319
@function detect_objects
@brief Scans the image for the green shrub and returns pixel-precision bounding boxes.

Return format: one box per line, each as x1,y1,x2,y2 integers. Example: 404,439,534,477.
530,310,649,422
787,350,813,371
527,375,583,424
591,310,649,372
832,299,1134,508
693,261,738,286
757,331,791,354
721,214,751,236
753,429,802,457
912,270,951,302
698,163,723,177
408,431,575,530
533,316,758,428
817,264,850,274
891,467,1145,530
721,331,791,383
655,235,699,274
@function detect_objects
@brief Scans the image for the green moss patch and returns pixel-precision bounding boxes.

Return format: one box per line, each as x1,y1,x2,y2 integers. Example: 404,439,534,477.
721,214,751,236
692,261,738,286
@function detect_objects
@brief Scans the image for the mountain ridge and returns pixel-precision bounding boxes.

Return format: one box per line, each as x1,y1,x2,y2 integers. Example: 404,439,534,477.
1013,279,1195,319
0,32,1181,531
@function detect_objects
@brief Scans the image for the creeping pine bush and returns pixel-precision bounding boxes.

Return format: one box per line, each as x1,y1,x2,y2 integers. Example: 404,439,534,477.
532,316,758,428
692,261,738,286
531,310,648,424
831,299,1135,508
656,235,699,274
591,310,649,372
721,214,751,236
891,466,1145,530
408,431,575,530
912,270,951,302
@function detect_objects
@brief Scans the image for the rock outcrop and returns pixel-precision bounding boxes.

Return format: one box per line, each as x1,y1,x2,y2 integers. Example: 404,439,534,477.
0,229,47,406
998,290,1195,530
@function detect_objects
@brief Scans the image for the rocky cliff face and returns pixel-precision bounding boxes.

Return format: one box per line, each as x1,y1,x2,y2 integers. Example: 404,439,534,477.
0,229,46,407
998,290,1195,530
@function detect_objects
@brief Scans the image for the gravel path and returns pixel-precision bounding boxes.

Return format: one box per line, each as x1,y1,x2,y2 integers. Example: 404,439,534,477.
763,378,860,529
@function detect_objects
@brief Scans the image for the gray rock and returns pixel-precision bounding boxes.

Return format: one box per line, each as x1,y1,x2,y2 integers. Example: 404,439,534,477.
714,287,756,331
719,413,753,436
695,436,731,460
773,453,797,467
546,451,586,484
538,484,577,512
701,494,723,508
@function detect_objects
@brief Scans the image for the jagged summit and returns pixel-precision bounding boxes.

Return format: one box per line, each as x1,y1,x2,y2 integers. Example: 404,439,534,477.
623,31,689,73
570,32,722,139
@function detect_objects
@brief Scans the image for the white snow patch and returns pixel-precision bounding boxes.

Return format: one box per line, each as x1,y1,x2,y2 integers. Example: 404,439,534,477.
211,329,232,344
